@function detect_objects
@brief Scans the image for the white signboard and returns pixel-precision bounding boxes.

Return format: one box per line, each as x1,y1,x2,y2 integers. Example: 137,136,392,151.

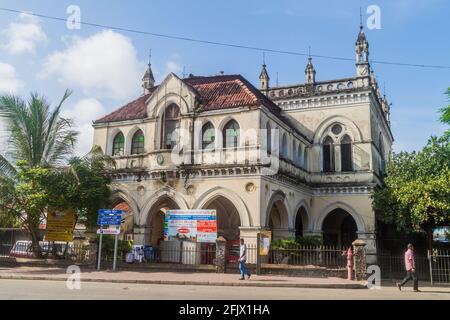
97,228,120,235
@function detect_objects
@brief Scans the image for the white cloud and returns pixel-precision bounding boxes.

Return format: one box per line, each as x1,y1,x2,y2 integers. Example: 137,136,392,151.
166,61,183,74
40,30,143,100
61,98,106,156
0,62,24,94
2,12,47,54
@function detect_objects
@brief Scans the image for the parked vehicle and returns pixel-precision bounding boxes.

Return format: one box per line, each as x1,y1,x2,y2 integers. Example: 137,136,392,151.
9,241,75,258
9,241,34,258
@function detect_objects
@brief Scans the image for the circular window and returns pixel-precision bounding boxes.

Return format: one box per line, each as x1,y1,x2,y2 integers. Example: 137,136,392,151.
288,89,293,95
317,86,322,92
279,90,284,96
347,81,354,89
337,83,344,90
331,124,342,135
327,84,333,91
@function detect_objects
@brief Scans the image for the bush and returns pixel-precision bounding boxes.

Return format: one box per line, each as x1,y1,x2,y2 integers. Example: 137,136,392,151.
271,236,322,249
94,235,132,261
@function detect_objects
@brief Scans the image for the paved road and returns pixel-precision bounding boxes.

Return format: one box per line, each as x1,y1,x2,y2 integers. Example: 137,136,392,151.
0,279,449,300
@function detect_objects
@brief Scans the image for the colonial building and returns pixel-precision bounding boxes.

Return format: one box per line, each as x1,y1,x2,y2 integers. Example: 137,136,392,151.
92,26,393,263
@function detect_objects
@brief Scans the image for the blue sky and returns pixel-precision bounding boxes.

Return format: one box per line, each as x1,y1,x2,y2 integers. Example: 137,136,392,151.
0,0,448,155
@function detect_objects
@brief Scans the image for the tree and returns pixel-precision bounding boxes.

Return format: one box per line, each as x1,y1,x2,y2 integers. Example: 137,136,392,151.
47,146,114,229
372,108,450,249
0,91,114,256
0,162,55,255
0,91,78,254
439,87,450,127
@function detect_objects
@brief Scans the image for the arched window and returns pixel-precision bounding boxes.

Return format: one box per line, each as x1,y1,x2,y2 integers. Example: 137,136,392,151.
323,136,335,172
112,132,125,156
303,147,308,170
266,122,272,154
162,104,180,150
297,144,302,166
293,141,297,162
379,135,385,174
223,120,240,149
340,134,353,171
202,122,215,150
281,133,288,159
131,130,145,155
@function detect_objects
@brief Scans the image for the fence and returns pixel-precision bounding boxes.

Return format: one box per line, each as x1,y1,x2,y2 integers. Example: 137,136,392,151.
429,249,450,285
377,252,430,281
144,242,217,265
265,244,347,268
0,240,95,264
227,244,347,268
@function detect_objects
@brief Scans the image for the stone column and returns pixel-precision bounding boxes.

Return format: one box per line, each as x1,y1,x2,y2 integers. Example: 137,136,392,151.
357,232,377,265
215,236,227,273
133,225,150,246
352,239,367,281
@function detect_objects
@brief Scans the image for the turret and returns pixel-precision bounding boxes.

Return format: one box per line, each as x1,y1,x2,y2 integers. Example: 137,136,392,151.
142,51,155,94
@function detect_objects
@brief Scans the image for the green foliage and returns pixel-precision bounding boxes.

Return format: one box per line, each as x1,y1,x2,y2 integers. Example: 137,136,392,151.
439,87,450,127
0,92,112,249
295,235,323,246
94,235,133,260
271,236,323,249
372,134,450,232
0,90,77,168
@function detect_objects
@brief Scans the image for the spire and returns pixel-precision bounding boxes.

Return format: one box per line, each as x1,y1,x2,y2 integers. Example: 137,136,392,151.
305,47,316,84
142,49,155,94
259,52,270,91
355,18,370,77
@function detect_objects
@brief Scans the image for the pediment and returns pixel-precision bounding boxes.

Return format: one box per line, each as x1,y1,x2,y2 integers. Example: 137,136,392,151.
146,73,198,118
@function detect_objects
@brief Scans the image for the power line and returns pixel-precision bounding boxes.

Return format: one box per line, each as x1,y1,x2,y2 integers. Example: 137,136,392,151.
1,7,449,70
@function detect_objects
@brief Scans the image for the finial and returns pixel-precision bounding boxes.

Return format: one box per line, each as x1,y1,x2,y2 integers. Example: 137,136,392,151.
308,46,311,59
262,51,266,66
276,72,279,87
182,66,186,78
359,7,363,30
148,49,152,66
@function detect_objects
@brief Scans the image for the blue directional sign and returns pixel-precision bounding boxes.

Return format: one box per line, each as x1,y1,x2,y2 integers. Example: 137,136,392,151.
97,209,123,226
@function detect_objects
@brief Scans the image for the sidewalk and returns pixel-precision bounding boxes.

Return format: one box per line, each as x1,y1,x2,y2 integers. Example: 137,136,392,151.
0,266,366,289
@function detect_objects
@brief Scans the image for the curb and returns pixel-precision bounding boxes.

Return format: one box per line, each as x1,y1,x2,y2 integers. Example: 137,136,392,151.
0,275,367,289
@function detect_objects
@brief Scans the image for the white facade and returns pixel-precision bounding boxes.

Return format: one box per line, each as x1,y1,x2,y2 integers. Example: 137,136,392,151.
92,27,393,263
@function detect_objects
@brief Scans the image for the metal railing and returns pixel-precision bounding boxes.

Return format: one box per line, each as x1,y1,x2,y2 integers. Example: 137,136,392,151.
1,241,95,264
429,249,450,285
377,253,430,281
142,242,216,265
266,244,347,268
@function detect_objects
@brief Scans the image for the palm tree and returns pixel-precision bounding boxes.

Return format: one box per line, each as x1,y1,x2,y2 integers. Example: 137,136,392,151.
440,87,450,127
0,90,78,255
0,90,78,174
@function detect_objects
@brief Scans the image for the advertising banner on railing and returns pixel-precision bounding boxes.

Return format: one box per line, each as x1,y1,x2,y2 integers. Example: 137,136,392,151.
164,209,217,243
259,230,272,256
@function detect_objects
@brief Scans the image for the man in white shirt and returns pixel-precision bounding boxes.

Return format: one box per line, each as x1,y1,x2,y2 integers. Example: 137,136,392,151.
239,238,251,280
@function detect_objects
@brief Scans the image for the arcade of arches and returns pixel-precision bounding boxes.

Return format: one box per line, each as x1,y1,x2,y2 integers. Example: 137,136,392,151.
322,208,358,248
113,195,362,249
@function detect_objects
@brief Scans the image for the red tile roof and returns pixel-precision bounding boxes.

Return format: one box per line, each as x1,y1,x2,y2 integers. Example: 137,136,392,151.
94,74,281,124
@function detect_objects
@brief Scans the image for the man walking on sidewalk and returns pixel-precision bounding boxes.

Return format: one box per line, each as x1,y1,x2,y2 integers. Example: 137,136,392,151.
397,243,420,292
239,238,251,280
